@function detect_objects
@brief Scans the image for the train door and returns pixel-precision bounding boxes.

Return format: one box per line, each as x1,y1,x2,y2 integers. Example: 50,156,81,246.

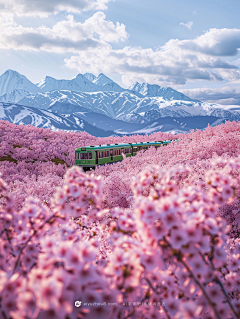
95,151,98,164
110,149,113,161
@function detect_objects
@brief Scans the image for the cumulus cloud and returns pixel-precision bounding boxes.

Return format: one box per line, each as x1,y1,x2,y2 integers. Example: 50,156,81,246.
180,21,193,30
181,28,240,56
181,86,240,105
65,29,240,86
1,13,240,88
0,12,128,52
0,0,113,17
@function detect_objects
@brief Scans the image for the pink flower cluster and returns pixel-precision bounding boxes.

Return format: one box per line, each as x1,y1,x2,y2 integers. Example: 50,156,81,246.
0,120,175,209
1,157,240,318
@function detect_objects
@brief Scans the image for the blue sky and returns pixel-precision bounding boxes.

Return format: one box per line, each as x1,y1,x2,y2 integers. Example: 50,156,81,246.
0,0,240,105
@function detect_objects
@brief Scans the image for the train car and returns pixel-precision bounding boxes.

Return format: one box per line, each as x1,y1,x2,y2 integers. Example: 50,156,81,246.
131,141,171,156
75,143,132,170
75,140,177,170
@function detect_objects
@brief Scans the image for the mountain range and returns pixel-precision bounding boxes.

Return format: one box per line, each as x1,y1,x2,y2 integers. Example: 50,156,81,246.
0,69,239,136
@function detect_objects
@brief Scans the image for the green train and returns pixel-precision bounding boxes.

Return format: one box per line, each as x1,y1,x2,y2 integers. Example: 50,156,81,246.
75,140,177,170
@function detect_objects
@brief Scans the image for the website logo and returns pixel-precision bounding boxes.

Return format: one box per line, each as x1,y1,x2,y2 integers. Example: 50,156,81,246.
75,301,82,307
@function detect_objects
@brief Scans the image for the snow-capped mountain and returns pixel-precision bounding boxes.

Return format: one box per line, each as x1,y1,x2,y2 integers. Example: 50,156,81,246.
129,82,198,101
84,73,96,82
19,91,141,118
0,70,199,105
36,72,126,93
0,102,231,136
36,74,99,93
91,73,124,92
0,89,30,103
0,70,40,96
0,103,114,136
18,89,240,121
1,69,240,137
92,73,113,86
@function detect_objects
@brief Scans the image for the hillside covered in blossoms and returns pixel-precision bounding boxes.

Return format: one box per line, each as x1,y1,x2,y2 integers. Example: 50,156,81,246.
1,119,240,319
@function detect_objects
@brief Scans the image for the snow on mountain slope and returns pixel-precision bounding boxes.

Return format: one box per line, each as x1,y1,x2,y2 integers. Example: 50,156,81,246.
0,89,30,103
36,74,100,93
92,73,125,92
57,112,231,135
0,102,236,136
100,82,125,92
2,69,240,134
19,90,141,118
93,73,114,86
18,89,240,121
117,113,147,124
129,82,199,101
84,73,97,82
0,103,114,136
0,70,40,96
113,116,225,135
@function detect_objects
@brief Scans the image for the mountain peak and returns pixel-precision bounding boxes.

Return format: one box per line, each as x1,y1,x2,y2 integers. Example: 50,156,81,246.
4,69,17,74
93,73,113,86
36,73,98,93
84,73,96,82
129,82,196,101
75,73,85,79
0,69,40,96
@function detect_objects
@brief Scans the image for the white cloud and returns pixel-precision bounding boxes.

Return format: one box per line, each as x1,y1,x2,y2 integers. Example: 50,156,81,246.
1,13,240,88
181,28,240,56
181,86,240,105
0,12,128,52
180,21,193,30
0,0,114,17
65,29,240,86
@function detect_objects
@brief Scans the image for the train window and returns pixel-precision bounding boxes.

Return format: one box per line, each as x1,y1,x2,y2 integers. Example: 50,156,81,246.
98,152,101,158
80,153,84,159
106,151,109,157
121,148,124,154
84,153,88,159
133,147,137,152
88,152,92,159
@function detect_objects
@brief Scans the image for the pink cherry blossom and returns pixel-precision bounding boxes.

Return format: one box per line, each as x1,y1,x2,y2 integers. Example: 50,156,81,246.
35,277,63,310
1,120,240,319
169,228,188,249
